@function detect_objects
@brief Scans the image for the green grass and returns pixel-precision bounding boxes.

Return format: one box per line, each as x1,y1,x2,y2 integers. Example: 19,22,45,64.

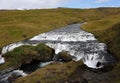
15,61,83,83
0,8,120,48
0,44,54,70
15,12,120,82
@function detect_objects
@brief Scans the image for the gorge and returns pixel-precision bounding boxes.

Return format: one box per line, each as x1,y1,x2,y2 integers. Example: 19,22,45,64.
0,23,114,83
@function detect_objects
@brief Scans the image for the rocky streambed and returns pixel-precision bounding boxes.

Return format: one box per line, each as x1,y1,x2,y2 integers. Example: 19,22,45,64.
0,23,114,83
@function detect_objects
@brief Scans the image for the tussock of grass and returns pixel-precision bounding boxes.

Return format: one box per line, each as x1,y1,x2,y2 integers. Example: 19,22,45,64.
58,51,73,62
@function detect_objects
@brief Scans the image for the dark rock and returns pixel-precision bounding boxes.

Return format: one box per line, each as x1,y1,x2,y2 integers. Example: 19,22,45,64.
81,78,88,83
36,80,41,83
58,51,73,62
8,72,22,83
96,62,102,67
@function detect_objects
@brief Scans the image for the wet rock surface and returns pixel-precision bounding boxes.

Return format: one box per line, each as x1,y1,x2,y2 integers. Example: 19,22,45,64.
67,64,116,83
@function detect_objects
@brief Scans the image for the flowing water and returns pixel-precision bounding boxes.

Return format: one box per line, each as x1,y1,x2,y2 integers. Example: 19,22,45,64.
0,61,52,83
0,23,114,82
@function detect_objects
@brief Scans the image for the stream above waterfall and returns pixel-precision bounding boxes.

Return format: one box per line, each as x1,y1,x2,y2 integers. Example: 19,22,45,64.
0,23,114,83
0,23,113,68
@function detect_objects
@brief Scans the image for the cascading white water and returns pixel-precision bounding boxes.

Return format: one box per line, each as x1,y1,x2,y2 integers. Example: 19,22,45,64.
0,55,5,64
0,23,113,69
0,70,27,83
0,42,32,65
30,23,112,68
0,61,53,82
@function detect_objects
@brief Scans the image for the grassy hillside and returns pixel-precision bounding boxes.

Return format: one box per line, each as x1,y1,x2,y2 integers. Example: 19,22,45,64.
81,14,120,60
15,61,83,83
0,8,120,48
0,7,120,83
82,13,120,83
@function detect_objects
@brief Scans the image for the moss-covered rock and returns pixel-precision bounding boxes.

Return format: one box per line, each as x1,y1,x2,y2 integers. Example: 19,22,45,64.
0,44,55,70
58,51,73,62
35,44,55,61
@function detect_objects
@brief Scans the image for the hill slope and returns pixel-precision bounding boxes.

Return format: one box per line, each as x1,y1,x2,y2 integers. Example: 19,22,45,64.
0,7,120,83
82,13,120,83
0,8,120,48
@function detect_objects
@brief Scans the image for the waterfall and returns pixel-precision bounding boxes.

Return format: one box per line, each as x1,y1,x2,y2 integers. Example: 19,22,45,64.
30,23,112,68
0,23,113,69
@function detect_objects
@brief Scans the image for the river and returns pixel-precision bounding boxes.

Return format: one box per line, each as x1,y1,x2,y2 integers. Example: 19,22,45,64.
0,23,114,83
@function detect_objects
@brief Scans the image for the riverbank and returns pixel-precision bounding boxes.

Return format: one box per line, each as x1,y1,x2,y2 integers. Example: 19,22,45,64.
81,14,120,83
0,23,114,83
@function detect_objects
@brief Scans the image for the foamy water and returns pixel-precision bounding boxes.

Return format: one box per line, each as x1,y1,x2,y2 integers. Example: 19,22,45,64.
0,23,113,69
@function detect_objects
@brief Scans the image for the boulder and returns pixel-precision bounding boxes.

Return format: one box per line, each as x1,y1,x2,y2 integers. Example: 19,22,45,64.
58,51,73,62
